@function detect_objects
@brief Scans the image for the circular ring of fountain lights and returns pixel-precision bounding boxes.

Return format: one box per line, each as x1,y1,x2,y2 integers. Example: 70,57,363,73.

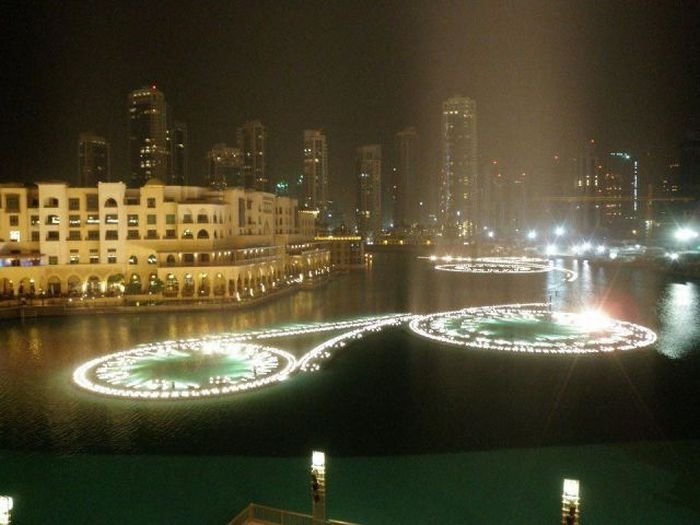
426,256,578,281
72,314,409,400
435,257,553,273
73,338,296,400
409,303,657,354
73,305,657,400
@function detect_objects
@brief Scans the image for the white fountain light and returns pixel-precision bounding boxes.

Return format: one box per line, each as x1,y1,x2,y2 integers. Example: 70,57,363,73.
73,314,407,400
409,303,656,354
423,256,578,282
73,339,296,400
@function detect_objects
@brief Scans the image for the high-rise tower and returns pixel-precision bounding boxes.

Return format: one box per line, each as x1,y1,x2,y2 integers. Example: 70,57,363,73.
167,120,188,185
237,120,267,192
355,145,382,238
440,96,478,236
128,86,169,187
78,132,111,186
206,143,243,190
393,127,419,227
302,129,328,211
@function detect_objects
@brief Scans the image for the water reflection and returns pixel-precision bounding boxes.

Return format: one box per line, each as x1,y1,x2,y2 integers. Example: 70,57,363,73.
0,253,698,456
658,282,700,359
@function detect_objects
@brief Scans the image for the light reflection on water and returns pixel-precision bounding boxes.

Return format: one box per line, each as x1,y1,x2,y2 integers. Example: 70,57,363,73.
657,281,700,359
0,253,698,456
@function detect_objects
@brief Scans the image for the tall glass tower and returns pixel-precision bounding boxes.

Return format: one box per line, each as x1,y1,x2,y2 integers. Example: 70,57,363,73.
440,96,478,236
128,86,169,187
302,129,328,211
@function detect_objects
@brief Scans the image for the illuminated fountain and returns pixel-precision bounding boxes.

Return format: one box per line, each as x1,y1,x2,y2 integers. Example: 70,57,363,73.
409,303,657,354
73,339,296,399
73,314,409,400
423,256,577,281
73,305,656,399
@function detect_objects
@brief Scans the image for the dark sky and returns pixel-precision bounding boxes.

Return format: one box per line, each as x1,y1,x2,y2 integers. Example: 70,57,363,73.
2,1,699,215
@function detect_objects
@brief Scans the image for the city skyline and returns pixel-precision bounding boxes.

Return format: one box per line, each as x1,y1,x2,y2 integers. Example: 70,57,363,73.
4,2,699,220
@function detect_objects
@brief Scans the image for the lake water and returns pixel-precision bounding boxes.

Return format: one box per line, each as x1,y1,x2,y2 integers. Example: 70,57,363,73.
1,253,699,523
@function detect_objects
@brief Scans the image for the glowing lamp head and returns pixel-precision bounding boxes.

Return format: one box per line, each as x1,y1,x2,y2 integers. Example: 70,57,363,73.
527,230,537,240
545,244,557,256
577,309,611,331
312,450,326,468
674,228,698,242
0,496,13,521
563,479,580,499
668,252,679,261
555,226,565,237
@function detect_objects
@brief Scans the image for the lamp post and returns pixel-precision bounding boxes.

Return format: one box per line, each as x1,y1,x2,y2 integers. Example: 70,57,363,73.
0,496,13,525
310,450,326,522
561,479,580,525
674,227,698,251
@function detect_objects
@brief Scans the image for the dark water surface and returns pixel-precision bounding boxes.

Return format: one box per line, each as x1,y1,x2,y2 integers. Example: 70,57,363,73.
1,253,699,523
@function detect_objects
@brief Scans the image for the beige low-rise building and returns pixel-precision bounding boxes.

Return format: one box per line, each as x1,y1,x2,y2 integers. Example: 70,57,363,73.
0,180,327,300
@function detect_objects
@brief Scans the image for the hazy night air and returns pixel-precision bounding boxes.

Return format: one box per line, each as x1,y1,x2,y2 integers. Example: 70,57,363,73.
3,3,700,523
3,1,700,220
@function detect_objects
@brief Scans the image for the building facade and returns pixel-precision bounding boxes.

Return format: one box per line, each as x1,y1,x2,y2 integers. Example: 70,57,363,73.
302,130,328,212
392,127,419,227
440,96,478,237
167,121,189,186
0,182,327,301
128,86,169,187
207,143,243,190
237,121,268,192
355,145,382,239
78,133,111,187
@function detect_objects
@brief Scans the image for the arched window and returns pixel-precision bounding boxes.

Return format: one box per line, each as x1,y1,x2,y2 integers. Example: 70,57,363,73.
43,197,59,208
86,275,102,297
166,254,176,265
197,229,209,239
128,255,138,265
182,273,195,297
125,273,142,295
104,198,118,208
147,254,157,265
182,230,193,239
213,273,226,296
164,273,179,297
67,275,82,296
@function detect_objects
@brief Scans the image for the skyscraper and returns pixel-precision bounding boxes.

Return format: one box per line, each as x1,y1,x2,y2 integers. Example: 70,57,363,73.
440,96,478,236
355,145,382,238
574,139,602,234
206,143,243,190
166,121,188,185
604,152,640,235
237,120,267,192
78,132,110,186
128,86,168,187
393,127,419,227
302,129,328,212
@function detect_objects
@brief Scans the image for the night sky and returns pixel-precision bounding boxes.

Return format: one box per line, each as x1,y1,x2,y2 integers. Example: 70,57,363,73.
3,1,700,215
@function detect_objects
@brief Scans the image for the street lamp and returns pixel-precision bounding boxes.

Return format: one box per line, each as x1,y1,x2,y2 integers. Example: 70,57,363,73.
674,227,698,243
0,496,12,525
561,479,580,525
527,230,537,240
555,226,565,237
310,451,326,521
